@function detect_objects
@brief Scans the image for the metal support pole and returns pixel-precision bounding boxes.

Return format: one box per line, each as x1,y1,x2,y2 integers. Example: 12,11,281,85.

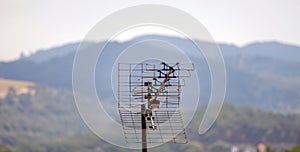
141,104,147,152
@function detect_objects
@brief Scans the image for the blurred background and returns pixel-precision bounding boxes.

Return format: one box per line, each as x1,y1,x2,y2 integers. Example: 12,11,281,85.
0,0,299,152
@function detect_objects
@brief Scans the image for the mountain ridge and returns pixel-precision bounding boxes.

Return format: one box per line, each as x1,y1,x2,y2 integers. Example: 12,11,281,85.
0,35,299,113
4,35,300,63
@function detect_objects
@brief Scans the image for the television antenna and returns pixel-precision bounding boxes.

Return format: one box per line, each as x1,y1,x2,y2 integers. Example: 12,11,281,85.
118,62,194,152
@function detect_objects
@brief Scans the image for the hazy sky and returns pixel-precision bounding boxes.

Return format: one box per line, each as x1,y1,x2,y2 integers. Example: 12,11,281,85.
1,0,299,61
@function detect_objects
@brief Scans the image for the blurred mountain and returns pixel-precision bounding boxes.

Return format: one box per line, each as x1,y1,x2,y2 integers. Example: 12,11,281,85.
242,41,300,62
20,42,80,63
0,35,299,113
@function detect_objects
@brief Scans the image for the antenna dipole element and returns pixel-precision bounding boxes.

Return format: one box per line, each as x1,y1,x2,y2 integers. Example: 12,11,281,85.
153,68,174,101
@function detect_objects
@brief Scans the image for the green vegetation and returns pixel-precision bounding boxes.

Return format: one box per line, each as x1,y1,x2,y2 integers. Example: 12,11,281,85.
14,133,205,152
207,140,231,152
284,146,300,152
226,56,300,113
0,143,12,152
0,84,299,151
196,104,300,145
0,85,86,146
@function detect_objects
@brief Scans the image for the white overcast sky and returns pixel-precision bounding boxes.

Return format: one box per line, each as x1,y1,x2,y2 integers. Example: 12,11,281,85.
0,0,299,61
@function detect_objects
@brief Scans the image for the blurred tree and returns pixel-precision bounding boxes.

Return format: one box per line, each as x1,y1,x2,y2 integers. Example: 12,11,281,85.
0,143,12,152
266,145,275,152
5,87,17,105
290,145,300,152
209,140,231,152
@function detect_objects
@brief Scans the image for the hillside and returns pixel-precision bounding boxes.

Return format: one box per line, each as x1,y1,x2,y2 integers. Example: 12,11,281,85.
0,78,298,151
0,84,87,146
198,104,300,145
0,36,299,113
0,89,296,152
0,79,35,98
20,42,80,63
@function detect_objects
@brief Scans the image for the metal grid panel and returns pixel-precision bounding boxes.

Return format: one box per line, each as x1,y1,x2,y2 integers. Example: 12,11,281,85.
119,110,187,144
